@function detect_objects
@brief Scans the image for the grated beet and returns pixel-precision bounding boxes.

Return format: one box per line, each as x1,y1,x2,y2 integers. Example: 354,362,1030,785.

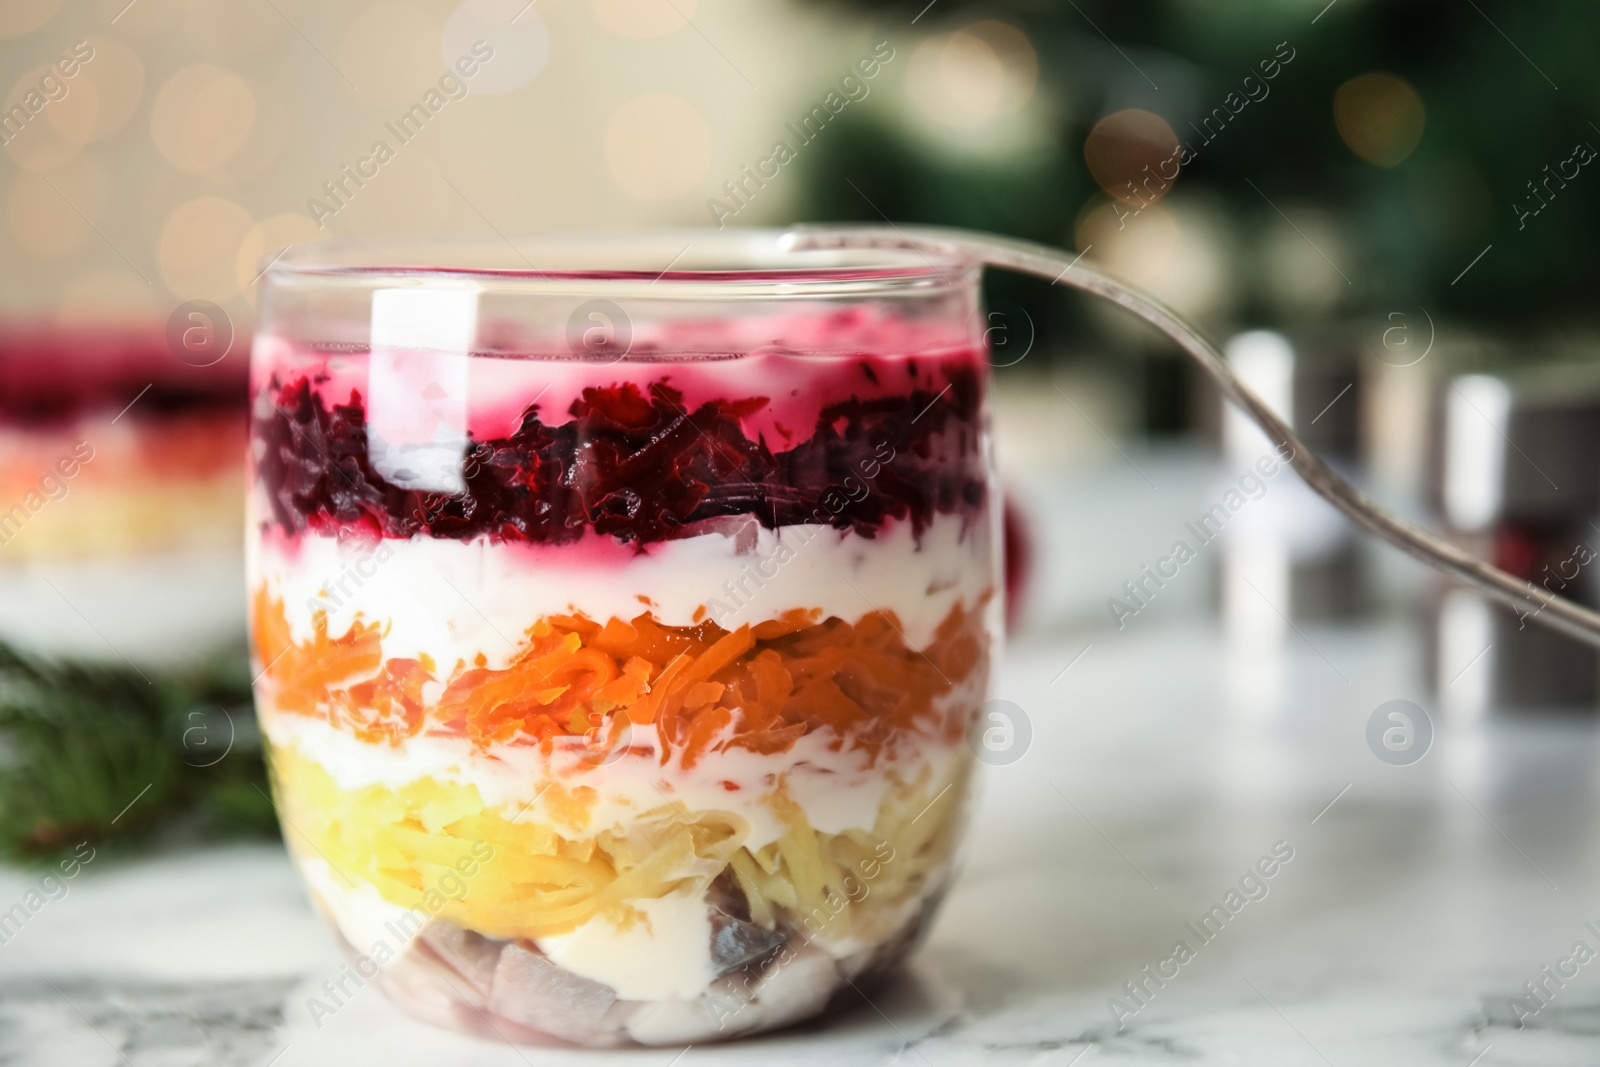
252,369,988,547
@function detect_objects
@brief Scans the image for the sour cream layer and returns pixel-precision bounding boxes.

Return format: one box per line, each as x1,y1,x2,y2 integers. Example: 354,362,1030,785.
250,509,994,663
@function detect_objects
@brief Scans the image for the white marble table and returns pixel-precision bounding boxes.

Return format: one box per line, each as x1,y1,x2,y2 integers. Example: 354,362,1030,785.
3,613,1597,1066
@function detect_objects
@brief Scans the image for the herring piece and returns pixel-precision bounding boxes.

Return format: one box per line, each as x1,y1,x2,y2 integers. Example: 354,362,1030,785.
709,909,786,976
488,940,620,1044
418,921,506,1001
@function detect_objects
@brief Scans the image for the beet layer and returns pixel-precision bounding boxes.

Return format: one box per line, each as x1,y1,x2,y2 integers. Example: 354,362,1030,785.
252,368,987,546
1,327,246,426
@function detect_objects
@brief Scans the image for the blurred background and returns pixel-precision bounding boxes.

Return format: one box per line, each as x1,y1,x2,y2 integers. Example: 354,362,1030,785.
2,0,1598,851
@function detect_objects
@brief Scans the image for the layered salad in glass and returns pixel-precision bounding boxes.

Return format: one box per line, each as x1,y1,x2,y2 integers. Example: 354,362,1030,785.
248,241,998,1045
0,324,246,662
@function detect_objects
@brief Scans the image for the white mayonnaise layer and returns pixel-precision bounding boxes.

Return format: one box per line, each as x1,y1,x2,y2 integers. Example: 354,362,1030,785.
250,510,991,668
540,887,717,1001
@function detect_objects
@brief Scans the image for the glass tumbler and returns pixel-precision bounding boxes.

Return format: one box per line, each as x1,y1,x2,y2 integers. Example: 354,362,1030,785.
248,232,1000,1046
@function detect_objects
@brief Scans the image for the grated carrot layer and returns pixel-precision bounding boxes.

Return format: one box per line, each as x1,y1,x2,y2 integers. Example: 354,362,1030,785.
251,587,989,767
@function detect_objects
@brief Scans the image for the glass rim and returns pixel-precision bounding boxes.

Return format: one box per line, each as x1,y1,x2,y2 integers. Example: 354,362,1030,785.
260,228,980,294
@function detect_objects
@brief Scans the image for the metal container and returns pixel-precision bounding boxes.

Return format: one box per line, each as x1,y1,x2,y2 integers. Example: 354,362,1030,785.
1425,365,1600,714
1216,329,1369,648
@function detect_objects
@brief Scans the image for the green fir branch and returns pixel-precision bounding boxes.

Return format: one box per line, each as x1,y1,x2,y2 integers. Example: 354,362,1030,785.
0,640,277,863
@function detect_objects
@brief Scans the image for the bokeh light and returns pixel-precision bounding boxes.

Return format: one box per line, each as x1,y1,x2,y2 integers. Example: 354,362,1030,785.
603,93,711,200
0,37,144,173
2,70,80,173
1076,196,1234,321
1260,206,1351,313
151,65,257,173
45,36,146,145
442,0,550,95
1334,71,1425,167
907,20,1037,131
236,213,323,298
207,84,287,183
1084,108,1180,205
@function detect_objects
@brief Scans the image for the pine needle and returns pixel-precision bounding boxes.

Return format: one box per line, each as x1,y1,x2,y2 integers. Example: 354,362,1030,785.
0,640,277,863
